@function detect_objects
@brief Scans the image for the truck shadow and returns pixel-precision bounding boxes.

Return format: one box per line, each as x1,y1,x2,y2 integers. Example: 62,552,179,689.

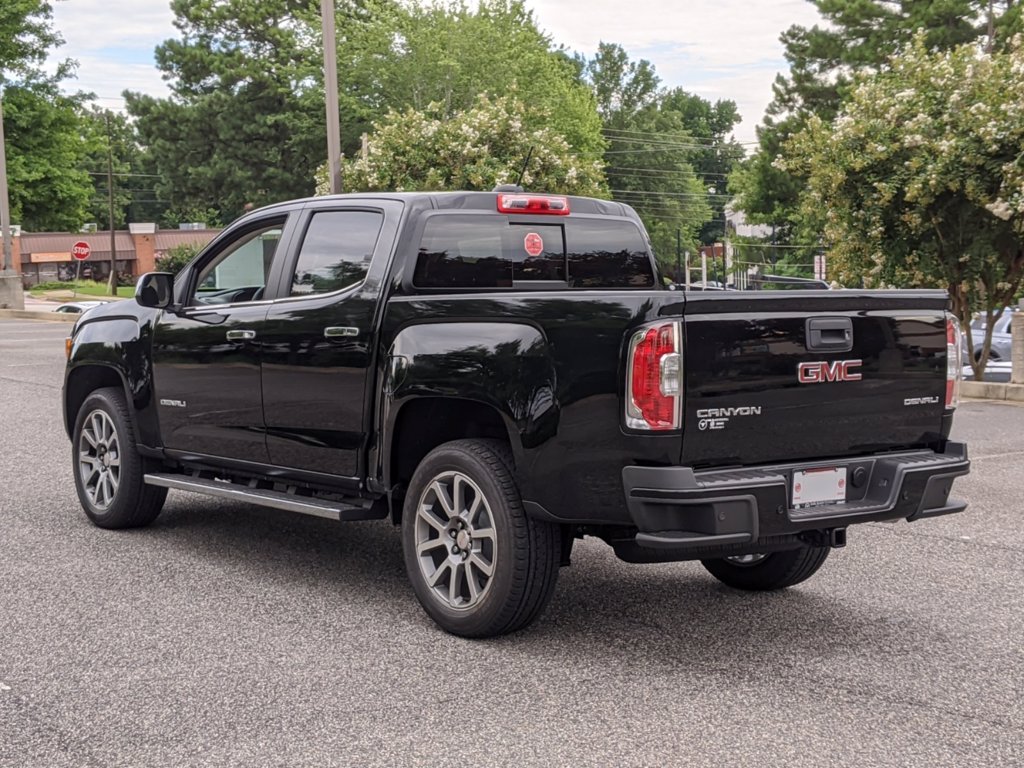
147,497,915,667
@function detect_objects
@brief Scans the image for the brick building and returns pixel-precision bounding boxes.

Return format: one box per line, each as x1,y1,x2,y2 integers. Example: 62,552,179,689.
10,224,220,286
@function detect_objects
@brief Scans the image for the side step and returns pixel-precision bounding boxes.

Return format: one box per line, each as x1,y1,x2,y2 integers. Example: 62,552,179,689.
144,473,381,522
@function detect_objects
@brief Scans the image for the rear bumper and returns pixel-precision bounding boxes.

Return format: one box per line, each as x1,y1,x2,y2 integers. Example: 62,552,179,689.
618,442,969,560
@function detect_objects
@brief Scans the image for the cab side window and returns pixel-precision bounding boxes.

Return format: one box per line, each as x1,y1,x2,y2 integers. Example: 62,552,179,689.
290,210,384,296
192,222,283,306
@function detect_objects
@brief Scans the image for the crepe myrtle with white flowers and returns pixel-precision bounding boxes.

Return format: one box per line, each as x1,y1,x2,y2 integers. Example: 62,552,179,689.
783,34,1024,379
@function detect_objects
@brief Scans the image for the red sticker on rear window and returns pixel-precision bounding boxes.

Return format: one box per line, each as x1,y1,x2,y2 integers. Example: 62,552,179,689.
524,232,544,257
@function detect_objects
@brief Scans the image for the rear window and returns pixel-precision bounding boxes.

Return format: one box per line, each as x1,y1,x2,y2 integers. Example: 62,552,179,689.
413,214,655,289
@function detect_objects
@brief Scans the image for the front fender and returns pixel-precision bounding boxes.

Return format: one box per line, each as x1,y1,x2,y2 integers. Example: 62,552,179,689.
64,312,161,448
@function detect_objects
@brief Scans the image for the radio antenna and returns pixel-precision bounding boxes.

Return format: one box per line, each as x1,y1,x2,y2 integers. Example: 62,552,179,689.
514,146,535,189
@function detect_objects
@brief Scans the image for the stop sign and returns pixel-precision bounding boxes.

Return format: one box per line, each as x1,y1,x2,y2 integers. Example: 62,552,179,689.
71,241,91,261
524,232,544,257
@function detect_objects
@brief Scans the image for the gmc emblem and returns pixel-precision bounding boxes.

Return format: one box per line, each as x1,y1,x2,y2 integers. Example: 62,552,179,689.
797,359,863,383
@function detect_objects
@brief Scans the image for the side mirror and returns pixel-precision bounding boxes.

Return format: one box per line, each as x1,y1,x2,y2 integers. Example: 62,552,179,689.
135,272,175,309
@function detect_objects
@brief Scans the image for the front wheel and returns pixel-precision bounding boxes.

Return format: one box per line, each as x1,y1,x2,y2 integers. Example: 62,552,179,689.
72,387,167,529
701,545,830,591
401,439,560,638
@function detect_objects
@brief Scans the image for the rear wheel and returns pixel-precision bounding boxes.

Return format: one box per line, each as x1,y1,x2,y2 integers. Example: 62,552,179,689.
72,387,166,529
701,545,830,591
401,439,560,638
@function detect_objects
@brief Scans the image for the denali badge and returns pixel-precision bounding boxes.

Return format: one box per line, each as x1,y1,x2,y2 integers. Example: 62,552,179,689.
904,396,940,406
797,359,862,384
159,398,187,408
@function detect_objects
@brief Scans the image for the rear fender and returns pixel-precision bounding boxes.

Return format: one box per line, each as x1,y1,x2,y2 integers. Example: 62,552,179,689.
381,321,558,480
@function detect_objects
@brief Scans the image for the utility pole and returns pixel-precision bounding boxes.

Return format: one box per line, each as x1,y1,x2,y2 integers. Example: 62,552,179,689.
0,91,12,275
321,0,343,194
0,87,24,309
106,113,118,295
987,0,995,53
675,228,681,284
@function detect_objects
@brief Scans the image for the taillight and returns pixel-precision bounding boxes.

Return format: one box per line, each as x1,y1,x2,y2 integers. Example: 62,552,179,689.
625,322,682,430
496,194,570,215
946,314,962,409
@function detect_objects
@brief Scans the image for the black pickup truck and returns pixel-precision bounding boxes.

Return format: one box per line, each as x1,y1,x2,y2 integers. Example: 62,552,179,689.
63,190,970,637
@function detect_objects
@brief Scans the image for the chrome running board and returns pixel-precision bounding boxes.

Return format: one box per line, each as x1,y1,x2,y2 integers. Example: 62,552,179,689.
144,473,378,521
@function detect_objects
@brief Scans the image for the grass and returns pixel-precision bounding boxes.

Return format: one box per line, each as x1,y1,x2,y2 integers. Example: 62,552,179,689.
30,280,134,299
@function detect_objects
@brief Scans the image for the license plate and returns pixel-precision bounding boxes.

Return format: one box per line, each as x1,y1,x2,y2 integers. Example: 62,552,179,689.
792,467,847,508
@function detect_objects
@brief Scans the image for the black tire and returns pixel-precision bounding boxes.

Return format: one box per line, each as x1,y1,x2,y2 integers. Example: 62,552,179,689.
701,545,830,591
401,439,560,638
72,387,167,529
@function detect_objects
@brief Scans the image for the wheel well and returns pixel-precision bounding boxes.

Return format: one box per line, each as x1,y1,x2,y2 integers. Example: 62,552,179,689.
388,398,512,522
65,366,126,436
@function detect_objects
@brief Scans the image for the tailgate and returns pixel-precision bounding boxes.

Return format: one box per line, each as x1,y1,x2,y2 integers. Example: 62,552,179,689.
681,290,950,468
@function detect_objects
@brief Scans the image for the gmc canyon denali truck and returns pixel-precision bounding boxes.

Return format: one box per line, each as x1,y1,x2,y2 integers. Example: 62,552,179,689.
63,190,970,637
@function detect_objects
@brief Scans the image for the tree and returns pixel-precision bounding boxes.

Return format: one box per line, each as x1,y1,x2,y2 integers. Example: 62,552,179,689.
126,0,355,223
584,43,738,274
78,109,146,230
318,93,606,198
1,1,93,231
346,0,604,157
735,0,1024,247
784,36,1024,377
156,242,202,275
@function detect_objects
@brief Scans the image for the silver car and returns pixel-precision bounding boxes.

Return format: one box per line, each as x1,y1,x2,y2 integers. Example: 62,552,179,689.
52,301,109,316
970,308,1017,362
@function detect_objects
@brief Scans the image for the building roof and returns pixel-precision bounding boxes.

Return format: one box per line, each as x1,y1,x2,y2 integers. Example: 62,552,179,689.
20,231,135,255
154,230,219,251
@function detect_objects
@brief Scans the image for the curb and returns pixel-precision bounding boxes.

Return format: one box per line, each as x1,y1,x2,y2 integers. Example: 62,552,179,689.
0,309,77,323
961,379,1024,403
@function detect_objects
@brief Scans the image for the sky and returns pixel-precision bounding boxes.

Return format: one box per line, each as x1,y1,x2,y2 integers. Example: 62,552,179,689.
46,0,824,145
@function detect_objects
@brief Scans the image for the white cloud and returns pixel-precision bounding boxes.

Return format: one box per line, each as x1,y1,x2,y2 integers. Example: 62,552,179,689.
52,0,175,53
47,0,175,107
527,0,823,142
42,0,822,138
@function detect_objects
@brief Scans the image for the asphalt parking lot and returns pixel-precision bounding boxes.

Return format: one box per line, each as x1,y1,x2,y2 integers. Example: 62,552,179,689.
1,317,1021,767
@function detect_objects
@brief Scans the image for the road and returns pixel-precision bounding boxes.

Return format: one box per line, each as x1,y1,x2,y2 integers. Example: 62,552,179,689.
0,317,1021,767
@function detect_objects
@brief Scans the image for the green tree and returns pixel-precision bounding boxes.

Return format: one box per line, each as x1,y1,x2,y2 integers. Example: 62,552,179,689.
785,36,1024,377
346,0,604,157
125,0,356,223
78,108,147,229
318,93,606,197
1,1,93,231
156,242,202,275
734,0,1023,247
585,43,726,275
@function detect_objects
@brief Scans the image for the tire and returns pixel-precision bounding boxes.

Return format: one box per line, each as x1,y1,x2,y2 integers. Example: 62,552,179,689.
72,387,167,529
401,439,560,638
701,545,830,591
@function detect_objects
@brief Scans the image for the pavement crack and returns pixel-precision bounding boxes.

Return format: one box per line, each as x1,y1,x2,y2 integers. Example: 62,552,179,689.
0,374,60,390
969,450,1024,462
863,523,1024,553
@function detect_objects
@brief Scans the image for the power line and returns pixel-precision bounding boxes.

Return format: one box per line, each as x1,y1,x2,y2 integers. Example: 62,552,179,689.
603,127,758,146
611,189,731,199
607,167,729,178
728,242,822,249
86,171,163,178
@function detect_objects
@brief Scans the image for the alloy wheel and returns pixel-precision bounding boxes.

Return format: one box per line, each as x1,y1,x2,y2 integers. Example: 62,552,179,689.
78,409,121,510
414,471,497,610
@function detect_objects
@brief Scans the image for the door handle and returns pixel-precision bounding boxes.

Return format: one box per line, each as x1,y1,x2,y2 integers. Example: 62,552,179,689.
324,327,359,339
225,329,256,341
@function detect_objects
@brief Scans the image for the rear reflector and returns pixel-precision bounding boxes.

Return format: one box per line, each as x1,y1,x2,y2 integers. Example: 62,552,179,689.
497,194,570,215
946,314,962,409
625,322,681,430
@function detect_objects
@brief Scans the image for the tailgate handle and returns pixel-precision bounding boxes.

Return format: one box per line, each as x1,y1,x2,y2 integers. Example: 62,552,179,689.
806,317,853,352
